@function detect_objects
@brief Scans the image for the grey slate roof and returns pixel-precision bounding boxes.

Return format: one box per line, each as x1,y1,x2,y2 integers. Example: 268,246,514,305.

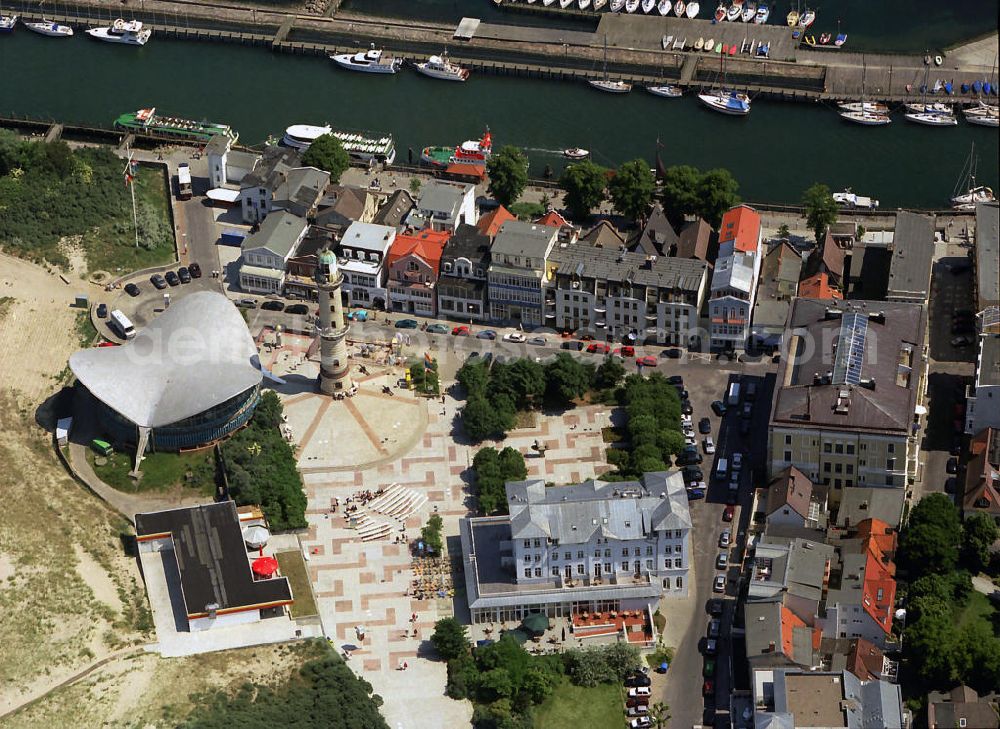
887,211,935,300
980,334,1000,387
274,167,329,212
372,189,415,228
491,220,559,258
241,145,299,191
70,292,262,429
549,238,708,293
766,670,903,729
241,211,307,258
442,224,491,267
417,180,472,216
629,204,680,256
976,203,999,309
836,487,906,529
506,473,691,546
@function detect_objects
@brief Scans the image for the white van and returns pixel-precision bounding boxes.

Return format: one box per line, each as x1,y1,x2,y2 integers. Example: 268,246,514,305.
727,381,741,406
109,309,136,340
715,457,729,480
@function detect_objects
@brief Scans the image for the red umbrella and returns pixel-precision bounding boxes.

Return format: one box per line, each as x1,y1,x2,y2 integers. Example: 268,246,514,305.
252,556,279,578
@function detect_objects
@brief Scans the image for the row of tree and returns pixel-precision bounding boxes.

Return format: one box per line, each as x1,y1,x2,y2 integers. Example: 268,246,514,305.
471,446,529,516
898,494,1000,694
607,374,685,478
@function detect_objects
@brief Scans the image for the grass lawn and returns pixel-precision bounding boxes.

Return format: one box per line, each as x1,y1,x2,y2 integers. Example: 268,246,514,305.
955,590,996,630
276,551,318,618
533,679,623,729
88,448,213,494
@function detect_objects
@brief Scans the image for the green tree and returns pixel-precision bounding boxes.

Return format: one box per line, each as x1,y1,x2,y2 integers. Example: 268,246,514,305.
802,182,839,243
608,159,656,222
477,668,514,702
488,359,546,410
656,429,686,457
486,145,529,207
649,701,672,729
776,223,791,240
600,642,642,681
593,356,626,391
456,359,490,398
462,394,515,442
905,596,962,687
420,513,444,553
520,666,556,704
962,513,999,573
559,160,607,220
431,618,470,661
900,523,960,575
660,165,702,227
695,168,741,228
301,133,350,183
544,353,594,405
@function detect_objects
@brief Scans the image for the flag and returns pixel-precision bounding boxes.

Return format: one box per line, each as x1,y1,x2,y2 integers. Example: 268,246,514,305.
424,352,434,367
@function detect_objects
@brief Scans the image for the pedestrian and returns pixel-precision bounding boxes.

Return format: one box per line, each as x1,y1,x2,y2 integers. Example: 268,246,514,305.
403,662,408,671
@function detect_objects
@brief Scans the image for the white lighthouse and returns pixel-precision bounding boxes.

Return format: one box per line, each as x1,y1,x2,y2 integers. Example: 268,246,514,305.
315,248,356,397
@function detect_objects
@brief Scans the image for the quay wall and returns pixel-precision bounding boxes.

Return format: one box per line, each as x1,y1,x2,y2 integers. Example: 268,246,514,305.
5,0,997,104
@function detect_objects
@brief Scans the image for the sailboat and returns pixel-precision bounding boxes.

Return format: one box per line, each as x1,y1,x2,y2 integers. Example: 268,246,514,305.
697,52,750,115
964,100,1000,127
951,143,997,210
905,66,957,126
589,36,631,94
839,56,890,125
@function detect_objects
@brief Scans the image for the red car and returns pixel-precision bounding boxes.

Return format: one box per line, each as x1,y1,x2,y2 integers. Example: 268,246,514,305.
626,697,650,708
98,341,120,347
703,679,715,696
614,346,636,358
587,342,611,354
722,505,735,522
636,355,658,367
452,325,470,336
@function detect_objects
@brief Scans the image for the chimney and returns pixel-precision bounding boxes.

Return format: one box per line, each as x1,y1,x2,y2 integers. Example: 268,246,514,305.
769,641,776,653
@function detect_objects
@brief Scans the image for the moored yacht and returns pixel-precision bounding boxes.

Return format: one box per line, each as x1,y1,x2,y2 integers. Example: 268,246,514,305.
697,90,750,115
282,124,333,151
838,101,889,114
647,84,683,98
86,18,150,45
23,18,74,36
0,13,17,32
414,53,469,82
589,79,632,93
904,111,957,126
686,1,700,17
330,45,402,74
951,185,995,210
839,109,892,125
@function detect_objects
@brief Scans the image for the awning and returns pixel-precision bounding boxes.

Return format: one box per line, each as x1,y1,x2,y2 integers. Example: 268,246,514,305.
207,188,240,203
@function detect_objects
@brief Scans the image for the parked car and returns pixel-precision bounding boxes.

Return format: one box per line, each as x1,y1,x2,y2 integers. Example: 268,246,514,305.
742,402,753,418
667,375,684,385
681,401,694,415
562,340,585,351
188,261,202,278
96,303,108,318
707,599,724,616
624,673,651,688
236,297,256,309
703,638,718,655
713,575,726,593
711,400,727,416
951,335,975,347
150,273,167,290
627,705,650,717
696,417,711,434
286,304,309,315
395,319,419,329
636,355,658,367
261,300,285,311
677,452,703,467
452,325,470,336
628,718,652,729
682,467,704,483
426,323,449,334
627,687,651,698
528,336,547,346
722,505,735,522
124,283,140,297
732,452,744,471
686,487,705,500
626,696,650,708
945,477,958,494
662,347,682,359
503,332,526,343
586,342,610,354
703,437,716,455
614,345,636,358
708,619,721,637
703,679,715,696
177,266,191,284
703,658,716,677
477,329,497,340
946,457,960,474
716,553,728,570
165,270,180,286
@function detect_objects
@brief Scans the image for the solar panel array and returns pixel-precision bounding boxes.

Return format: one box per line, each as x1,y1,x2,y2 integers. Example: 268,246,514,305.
832,312,869,385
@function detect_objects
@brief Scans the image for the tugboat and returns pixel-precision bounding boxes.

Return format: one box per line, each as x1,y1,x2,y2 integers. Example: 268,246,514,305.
85,18,150,45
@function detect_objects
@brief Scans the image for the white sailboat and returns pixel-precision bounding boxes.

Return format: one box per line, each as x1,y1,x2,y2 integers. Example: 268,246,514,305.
686,2,700,17
642,0,656,12
964,101,1000,127
647,84,684,97
657,0,672,16
839,56,890,125
23,18,73,36
698,53,750,115
904,111,957,126
589,35,631,94
951,143,997,210
625,0,640,12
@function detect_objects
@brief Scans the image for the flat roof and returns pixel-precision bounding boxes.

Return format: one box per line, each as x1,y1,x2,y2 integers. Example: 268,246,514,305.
782,673,849,727
887,212,935,300
976,203,999,308
135,501,292,618
978,334,1000,388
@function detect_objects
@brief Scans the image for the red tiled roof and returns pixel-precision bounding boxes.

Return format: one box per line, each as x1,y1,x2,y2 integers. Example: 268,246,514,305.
861,543,896,634
719,205,761,253
780,606,807,657
445,163,487,180
855,518,897,559
799,272,844,300
387,228,451,271
535,210,569,229
846,638,885,681
477,206,515,237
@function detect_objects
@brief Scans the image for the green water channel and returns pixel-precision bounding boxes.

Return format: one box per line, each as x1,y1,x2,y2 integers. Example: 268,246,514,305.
0,30,996,208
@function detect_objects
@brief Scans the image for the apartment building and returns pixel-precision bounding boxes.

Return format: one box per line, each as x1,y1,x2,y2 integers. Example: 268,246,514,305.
237,146,328,224
747,536,836,624
437,224,492,322
237,211,308,294
768,299,928,501
547,239,708,345
962,427,1000,525
708,205,764,351
752,669,904,729
886,212,935,304
487,221,559,327
336,221,396,309
965,333,1000,435
386,228,451,317
406,180,477,232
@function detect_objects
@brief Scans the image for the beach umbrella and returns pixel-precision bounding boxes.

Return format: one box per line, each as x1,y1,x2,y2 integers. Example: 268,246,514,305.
973,80,983,94
251,556,279,578
243,524,270,550
521,612,549,636
961,83,970,93
504,629,530,644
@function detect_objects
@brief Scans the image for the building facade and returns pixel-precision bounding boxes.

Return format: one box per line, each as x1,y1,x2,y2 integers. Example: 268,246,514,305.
407,180,478,232
708,205,764,351
337,221,396,309
487,221,559,327
965,333,1000,435
238,211,308,294
437,224,492,322
386,228,451,317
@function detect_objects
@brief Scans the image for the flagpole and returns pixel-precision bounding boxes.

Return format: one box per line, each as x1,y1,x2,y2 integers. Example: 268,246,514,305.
125,147,139,249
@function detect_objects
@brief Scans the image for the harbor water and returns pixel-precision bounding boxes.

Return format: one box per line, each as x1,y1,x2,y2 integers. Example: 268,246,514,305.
0,31,996,208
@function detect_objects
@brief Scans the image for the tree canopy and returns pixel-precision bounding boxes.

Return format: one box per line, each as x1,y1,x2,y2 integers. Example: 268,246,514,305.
608,159,656,222
471,446,528,516
486,145,529,207
301,134,350,183
802,183,839,243
544,353,594,405
431,617,470,661
962,513,999,573
660,165,740,228
559,161,607,220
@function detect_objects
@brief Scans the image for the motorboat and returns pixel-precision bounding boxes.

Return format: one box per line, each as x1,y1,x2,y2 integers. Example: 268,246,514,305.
642,0,656,13
819,33,831,44
704,38,713,51
610,0,625,9
698,90,751,115
904,110,958,126
837,101,889,113
657,0,671,13
674,0,686,16
86,18,150,45
0,13,17,32
560,0,574,9
904,102,952,114
674,37,688,50
798,9,815,27
686,2,700,17
786,8,798,25
589,79,632,93
578,0,591,9
625,0,640,11
741,2,755,22
662,34,673,49
755,4,769,23
330,45,402,74
23,19,73,36
414,53,470,82
726,4,741,21
834,33,847,47
839,109,891,125
594,0,607,8
647,84,683,97
832,189,879,210
714,3,726,21
563,148,590,160
544,0,558,6
952,185,995,210
694,37,704,50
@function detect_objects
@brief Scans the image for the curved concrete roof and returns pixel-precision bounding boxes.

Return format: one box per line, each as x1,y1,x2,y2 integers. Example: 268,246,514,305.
70,292,262,429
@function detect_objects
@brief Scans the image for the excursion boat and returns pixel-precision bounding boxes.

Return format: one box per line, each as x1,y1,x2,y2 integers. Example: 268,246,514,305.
422,129,494,167
282,124,332,150
686,2,700,17
904,110,958,126
414,54,469,82
563,148,590,160
114,108,238,143
698,90,751,115
86,18,150,45
282,123,396,165
657,0,671,15
0,13,18,32
23,19,73,36
330,45,402,74
647,84,683,98
832,188,879,210
755,4,769,23
839,109,891,126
